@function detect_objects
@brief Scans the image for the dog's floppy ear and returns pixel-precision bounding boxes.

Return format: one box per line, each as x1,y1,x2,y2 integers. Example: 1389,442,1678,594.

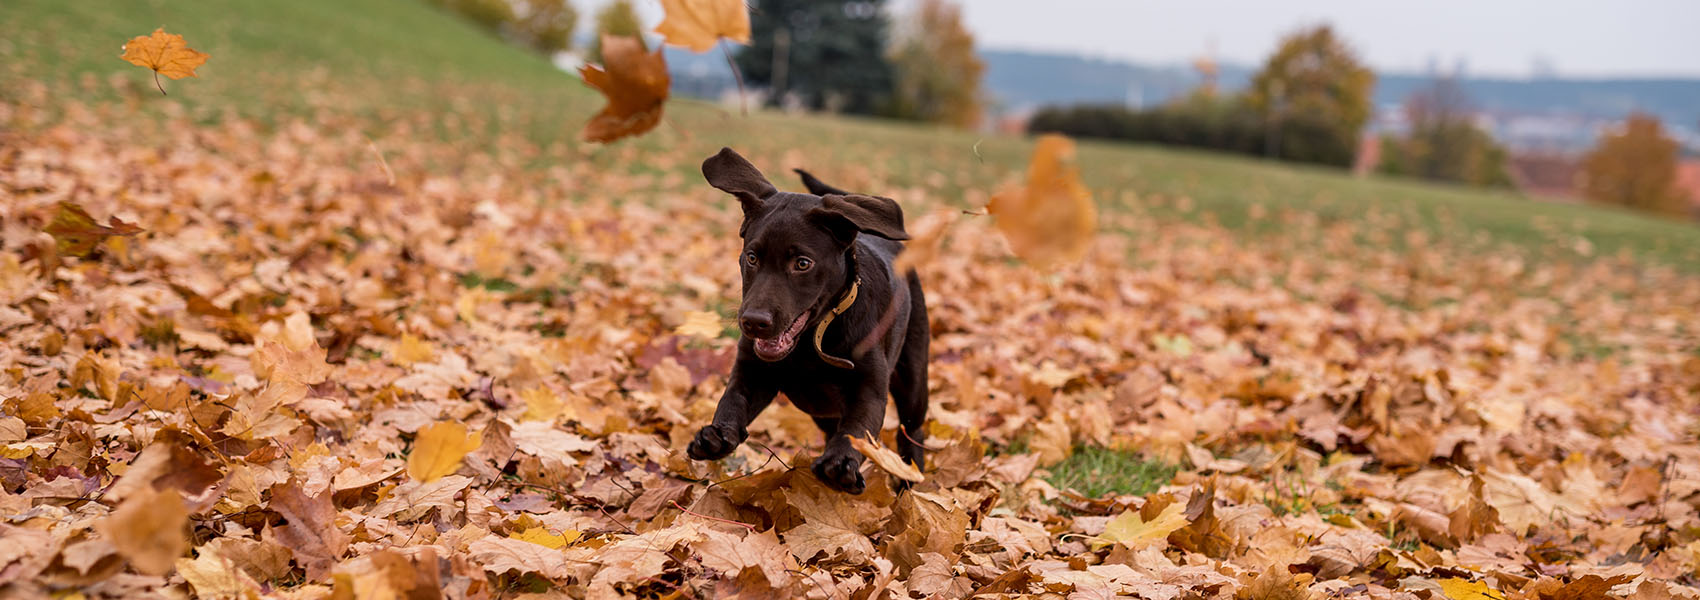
807,194,909,244
794,169,850,196
703,147,776,215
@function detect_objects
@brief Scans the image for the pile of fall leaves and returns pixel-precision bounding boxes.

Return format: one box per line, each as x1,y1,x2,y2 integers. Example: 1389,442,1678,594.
6,58,1700,600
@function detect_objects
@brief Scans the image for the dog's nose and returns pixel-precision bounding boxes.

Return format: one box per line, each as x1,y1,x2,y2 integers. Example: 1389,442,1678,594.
740,311,774,337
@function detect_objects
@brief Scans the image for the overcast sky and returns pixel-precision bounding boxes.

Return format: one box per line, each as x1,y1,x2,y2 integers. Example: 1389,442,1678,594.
595,0,1700,78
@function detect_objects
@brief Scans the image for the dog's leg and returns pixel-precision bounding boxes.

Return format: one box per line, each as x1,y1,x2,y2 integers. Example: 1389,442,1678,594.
811,417,840,438
891,275,930,471
812,378,887,494
688,368,776,461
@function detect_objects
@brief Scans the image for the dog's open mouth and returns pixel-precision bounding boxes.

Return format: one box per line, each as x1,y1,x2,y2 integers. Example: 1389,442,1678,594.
752,311,810,361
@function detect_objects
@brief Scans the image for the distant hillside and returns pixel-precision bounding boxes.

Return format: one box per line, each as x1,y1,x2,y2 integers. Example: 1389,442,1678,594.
663,46,1700,145
980,50,1700,128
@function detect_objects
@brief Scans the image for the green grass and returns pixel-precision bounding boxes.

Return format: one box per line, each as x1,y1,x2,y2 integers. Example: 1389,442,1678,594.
5,0,1700,271
1045,446,1177,498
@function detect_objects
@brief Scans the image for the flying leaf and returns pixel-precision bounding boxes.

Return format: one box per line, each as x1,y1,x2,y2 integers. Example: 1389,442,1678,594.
580,35,670,143
43,202,144,258
95,486,189,576
120,28,209,95
675,310,726,339
654,0,751,52
1090,500,1189,550
986,134,1097,267
848,435,923,482
407,421,483,482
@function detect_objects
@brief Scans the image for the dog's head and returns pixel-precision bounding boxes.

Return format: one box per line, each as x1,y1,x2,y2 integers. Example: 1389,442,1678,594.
702,147,908,362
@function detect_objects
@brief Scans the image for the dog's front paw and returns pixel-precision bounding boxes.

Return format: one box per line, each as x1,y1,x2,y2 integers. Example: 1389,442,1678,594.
687,423,744,461
812,450,866,494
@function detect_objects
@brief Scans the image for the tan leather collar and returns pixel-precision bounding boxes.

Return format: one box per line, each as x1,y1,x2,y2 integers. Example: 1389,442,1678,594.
812,278,860,369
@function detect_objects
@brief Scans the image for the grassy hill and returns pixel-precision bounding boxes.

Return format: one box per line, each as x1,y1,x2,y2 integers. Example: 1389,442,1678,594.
5,0,1698,270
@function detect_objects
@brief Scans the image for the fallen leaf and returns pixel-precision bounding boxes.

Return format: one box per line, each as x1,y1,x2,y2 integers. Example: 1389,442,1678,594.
849,434,923,482
177,547,263,600
94,486,188,576
654,0,751,52
407,421,483,482
393,332,435,365
469,535,572,580
43,202,144,258
580,35,670,143
1092,499,1189,551
1437,577,1506,600
675,310,726,339
510,527,580,549
120,28,209,94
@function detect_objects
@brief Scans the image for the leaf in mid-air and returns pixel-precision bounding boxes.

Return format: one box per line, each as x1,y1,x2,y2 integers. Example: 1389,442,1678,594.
986,134,1098,267
120,28,209,94
654,0,751,52
43,202,144,258
580,35,670,143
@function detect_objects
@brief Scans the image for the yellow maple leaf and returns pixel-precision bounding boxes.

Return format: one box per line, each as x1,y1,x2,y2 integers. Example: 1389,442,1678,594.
520,386,566,423
1089,501,1189,550
986,134,1098,267
1436,578,1506,600
407,422,483,482
393,333,435,366
674,310,726,339
120,28,209,95
509,527,581,549
653,0,751,53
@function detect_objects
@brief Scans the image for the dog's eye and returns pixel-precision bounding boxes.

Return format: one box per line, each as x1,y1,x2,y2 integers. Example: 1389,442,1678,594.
743,252,757,267
794,257,813,272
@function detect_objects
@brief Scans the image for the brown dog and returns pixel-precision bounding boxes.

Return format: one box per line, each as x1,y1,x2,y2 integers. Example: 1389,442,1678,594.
686,148,930,494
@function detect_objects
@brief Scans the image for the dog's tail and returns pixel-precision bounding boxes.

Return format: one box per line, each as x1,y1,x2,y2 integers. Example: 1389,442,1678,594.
794,169,850,196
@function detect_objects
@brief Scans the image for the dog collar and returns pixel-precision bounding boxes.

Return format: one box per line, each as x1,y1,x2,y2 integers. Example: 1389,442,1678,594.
812,277,860,369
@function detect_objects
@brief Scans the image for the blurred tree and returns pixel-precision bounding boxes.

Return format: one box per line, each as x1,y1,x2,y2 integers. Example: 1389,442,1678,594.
588,0,645,64
1246,25,1375,164
737,0,895,115
1377,77,1510,187
508,0,578,55
887,0,984,128
436,0,517,31
1580,113,1688,217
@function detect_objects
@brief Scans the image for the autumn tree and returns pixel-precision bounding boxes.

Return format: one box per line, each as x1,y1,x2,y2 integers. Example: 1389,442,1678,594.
1378,77,1510,187
1246,25,1375,166
431,0,577,55
588,0,645,64
737,0,896,115
1580,113,1688,217
887,0,984,128
507,0,579,55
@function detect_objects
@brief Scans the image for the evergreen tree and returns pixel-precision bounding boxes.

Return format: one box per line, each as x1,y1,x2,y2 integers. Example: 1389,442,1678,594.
736,0,895,115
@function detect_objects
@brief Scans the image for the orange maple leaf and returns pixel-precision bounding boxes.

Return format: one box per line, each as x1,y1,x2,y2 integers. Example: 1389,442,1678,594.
654,0,751,53
580,35,671,143
120,28,209,95
986,134,1098,267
